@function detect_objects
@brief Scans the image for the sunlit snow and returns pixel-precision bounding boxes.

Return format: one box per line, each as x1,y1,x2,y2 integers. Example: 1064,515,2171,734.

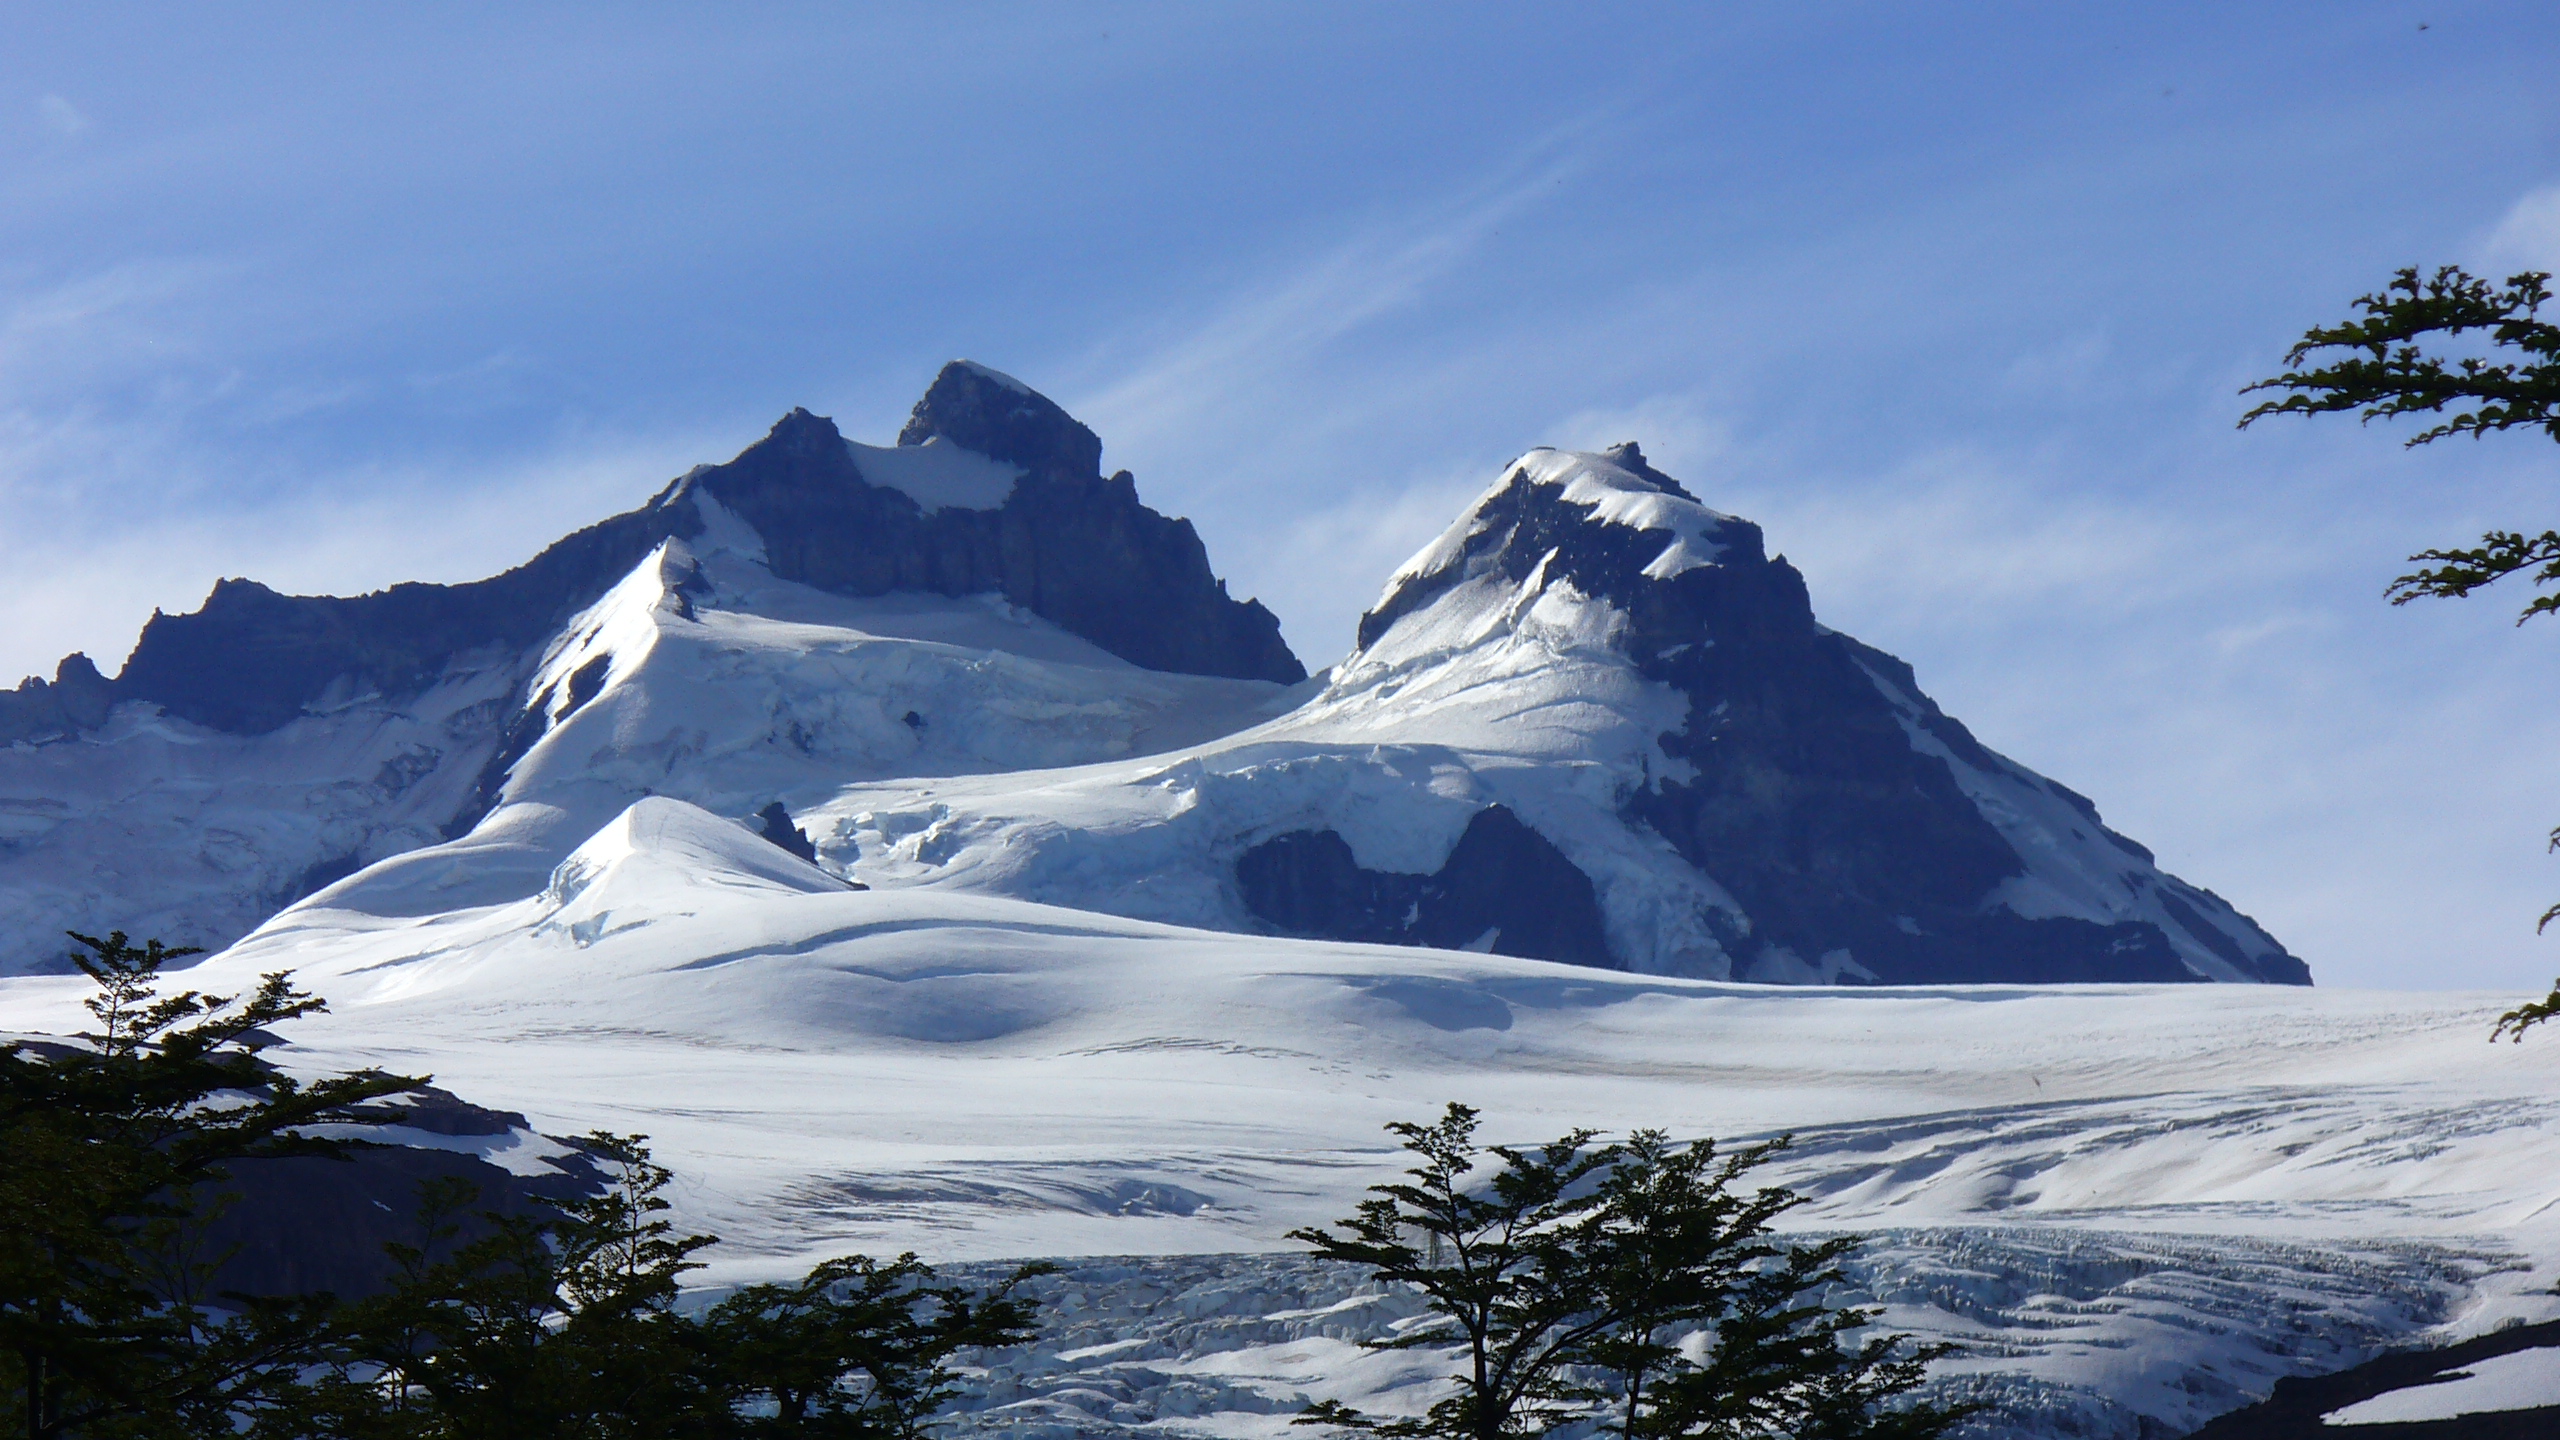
848,435,1026,512
4,803,2550,1434
2322,1346,2560,1425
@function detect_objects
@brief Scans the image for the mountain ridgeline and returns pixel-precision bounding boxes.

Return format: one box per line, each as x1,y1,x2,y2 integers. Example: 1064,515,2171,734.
1,363,1299,743
0,365,2306,985
1326,446,2306,985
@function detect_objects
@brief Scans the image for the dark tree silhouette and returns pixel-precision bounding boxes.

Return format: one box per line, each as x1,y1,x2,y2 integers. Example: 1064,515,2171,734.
1289,1104,1966,1440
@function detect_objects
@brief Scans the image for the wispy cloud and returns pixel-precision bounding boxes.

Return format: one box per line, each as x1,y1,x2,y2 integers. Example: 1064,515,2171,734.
1247,462,1494,668
2481,183,2560,272
1067,113,1617,470
36,94,89,138
0,249,740,681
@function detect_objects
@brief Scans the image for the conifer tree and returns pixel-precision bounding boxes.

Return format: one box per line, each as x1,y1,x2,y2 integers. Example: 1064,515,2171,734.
1290,1105,1965,1440
1,931,420,1439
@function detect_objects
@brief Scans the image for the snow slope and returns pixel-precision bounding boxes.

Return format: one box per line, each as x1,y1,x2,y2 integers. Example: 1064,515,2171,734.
0,494,1289,971
1,794,2543,1436
743,445,2298,985
0,656,519,971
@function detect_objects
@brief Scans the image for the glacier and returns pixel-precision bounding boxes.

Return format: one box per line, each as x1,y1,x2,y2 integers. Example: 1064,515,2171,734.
0,795,2546,1435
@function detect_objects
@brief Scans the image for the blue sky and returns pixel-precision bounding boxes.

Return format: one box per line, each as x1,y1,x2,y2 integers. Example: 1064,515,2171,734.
4,3,2556,989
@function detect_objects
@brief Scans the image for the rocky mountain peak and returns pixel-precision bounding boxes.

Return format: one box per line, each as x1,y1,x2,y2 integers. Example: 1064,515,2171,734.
756,405,850,459
896,360,1104,481
1330,443,2309,986
0,651,115,744
1357,447,1767,652
0,365,1298,749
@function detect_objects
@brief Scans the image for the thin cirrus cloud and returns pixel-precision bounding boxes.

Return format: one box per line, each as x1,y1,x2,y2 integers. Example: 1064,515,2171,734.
0,427,719,682
2482,184,2560,271
36,94,88,138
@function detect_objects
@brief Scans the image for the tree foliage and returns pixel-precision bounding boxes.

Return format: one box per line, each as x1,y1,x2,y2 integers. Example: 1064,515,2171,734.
1,930,422,1438
703,1254,1049,1439
4,933,1049,1439
2240,266,2559,448
1289,1104,1967,1440
2241,266,2560,1037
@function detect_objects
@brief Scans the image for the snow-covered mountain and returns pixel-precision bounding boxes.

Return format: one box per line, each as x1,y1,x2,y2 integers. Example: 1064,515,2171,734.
0,363,1299,972
0,363,2297,985
790,444,2304,985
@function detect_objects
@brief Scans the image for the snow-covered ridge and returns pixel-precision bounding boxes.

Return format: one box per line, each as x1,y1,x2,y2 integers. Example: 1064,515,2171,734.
277,528,1291,932
1374,445,1740,621
755,434,2295,986
847,436,1025,512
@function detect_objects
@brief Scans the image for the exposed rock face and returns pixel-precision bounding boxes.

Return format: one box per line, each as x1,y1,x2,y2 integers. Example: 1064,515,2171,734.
757,801,820,864
204,1088,604,1300
708,366,1301,684
0,653,116,743
27,362,1300,741
1342,443,2308,985
1235,805,1611,966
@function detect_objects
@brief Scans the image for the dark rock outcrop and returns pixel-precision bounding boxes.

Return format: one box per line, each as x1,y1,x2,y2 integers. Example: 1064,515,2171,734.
705,366,1303,685
757,801,819,863
26,363,1301,742
193,1087,602,1301
1236,805,1612,966
0,653,116,743
2183,1318,2560,1438
1356,444,2308,985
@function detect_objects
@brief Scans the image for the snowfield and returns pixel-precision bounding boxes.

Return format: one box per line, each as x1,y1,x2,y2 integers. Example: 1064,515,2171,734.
2,795,2552,1436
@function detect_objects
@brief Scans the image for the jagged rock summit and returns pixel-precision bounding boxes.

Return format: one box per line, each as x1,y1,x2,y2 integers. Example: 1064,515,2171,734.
0,367,2304,988
52,362,1298,739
